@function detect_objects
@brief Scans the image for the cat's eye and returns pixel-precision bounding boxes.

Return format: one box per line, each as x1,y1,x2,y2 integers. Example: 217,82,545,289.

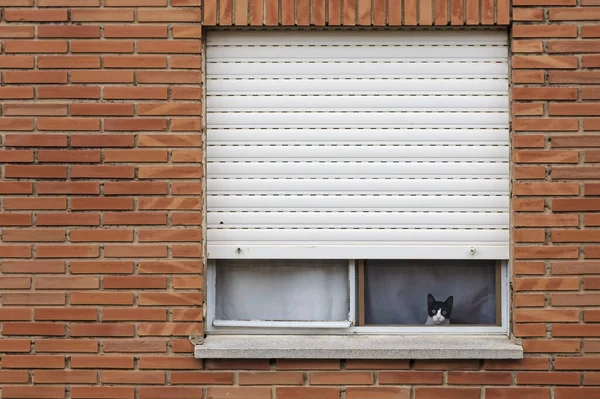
442,311,447,316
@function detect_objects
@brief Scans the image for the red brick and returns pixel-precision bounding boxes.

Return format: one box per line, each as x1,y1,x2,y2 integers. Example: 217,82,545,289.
35,277,99,290
102,308,166,321
103,212,167,225
104,25,168,38
71,9,135,21
70,292,133,305
101,371,165,384
70,356,134,369
2,386,65,399
2,292,65,305
37,150,101,163
0,229,54,245
0,370,29,383
38,26,99,38
555,388,600,399
2,322,65,336
309,371,373,385
1,260,64,274
555,357,600,370
36,245,99,258
2,355,65,369
484,358,550,370
71,387,133,399
514,309,580,322
36,339,98,353
37,86,100,98
447,372,512,385
102,339,167,353
380,371,443,384
485,388,549,399
415,388,480,399
38,117,100,131
70,324,134,337
70,261,134,274
104,118,167,131
37,182,100,195
34,308,97,321
5,133,62,148
517,371,580,384
139,387,205,399
104,86,166,99
0,307,32,320
276,387,340,399
5,9,67,21
104,244,167,258
104,56,167,68
34,370,97,384
37,213,100,226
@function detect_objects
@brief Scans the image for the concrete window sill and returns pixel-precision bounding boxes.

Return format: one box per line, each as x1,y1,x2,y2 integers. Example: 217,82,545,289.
194,335,523,359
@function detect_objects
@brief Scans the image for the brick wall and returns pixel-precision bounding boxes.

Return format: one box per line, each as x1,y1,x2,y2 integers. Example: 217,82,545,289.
0,0,598,398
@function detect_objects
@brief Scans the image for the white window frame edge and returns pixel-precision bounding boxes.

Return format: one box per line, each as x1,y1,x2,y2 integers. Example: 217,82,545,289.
206,259,510,335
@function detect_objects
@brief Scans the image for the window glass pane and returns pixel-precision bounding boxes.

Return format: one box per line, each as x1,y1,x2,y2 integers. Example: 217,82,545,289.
364,260,497,325
216,259,349,321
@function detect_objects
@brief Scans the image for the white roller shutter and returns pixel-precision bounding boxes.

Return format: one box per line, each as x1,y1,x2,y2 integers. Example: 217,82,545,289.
206,29,510,260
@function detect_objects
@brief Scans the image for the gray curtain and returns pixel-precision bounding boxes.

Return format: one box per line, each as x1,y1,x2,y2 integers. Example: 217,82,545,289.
216,259,349,321
364,260,497,325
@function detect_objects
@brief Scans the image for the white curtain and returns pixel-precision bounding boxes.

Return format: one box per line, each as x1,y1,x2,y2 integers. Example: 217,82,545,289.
216,259,349,321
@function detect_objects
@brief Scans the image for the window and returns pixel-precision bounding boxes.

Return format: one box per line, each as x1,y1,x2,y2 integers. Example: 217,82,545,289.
205,28,510,336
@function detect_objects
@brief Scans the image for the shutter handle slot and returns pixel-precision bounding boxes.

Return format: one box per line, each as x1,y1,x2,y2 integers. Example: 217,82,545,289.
469,247,476,255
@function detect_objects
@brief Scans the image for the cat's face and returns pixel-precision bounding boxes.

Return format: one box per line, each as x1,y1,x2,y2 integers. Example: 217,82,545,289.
427,294,453,325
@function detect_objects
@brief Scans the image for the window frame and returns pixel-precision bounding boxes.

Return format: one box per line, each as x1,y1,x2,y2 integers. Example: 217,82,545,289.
206,259,510,335
206,259,357,331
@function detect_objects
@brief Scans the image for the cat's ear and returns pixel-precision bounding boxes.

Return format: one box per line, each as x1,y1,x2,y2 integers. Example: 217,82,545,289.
445,295,454,308
427,293,435,307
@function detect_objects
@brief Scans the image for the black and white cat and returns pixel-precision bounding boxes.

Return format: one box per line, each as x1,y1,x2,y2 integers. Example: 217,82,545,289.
425,293,453,325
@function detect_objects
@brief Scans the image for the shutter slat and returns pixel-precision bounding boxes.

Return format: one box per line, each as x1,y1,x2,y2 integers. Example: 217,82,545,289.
207,161,509,176
207,78,508,94
207,112,509,126
207,128,509,143
207,62,509,76
208,195,509,211
207,145,509,159
207,211,509,227
207,46,507,60
207,178,509,193
207,95,509,110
